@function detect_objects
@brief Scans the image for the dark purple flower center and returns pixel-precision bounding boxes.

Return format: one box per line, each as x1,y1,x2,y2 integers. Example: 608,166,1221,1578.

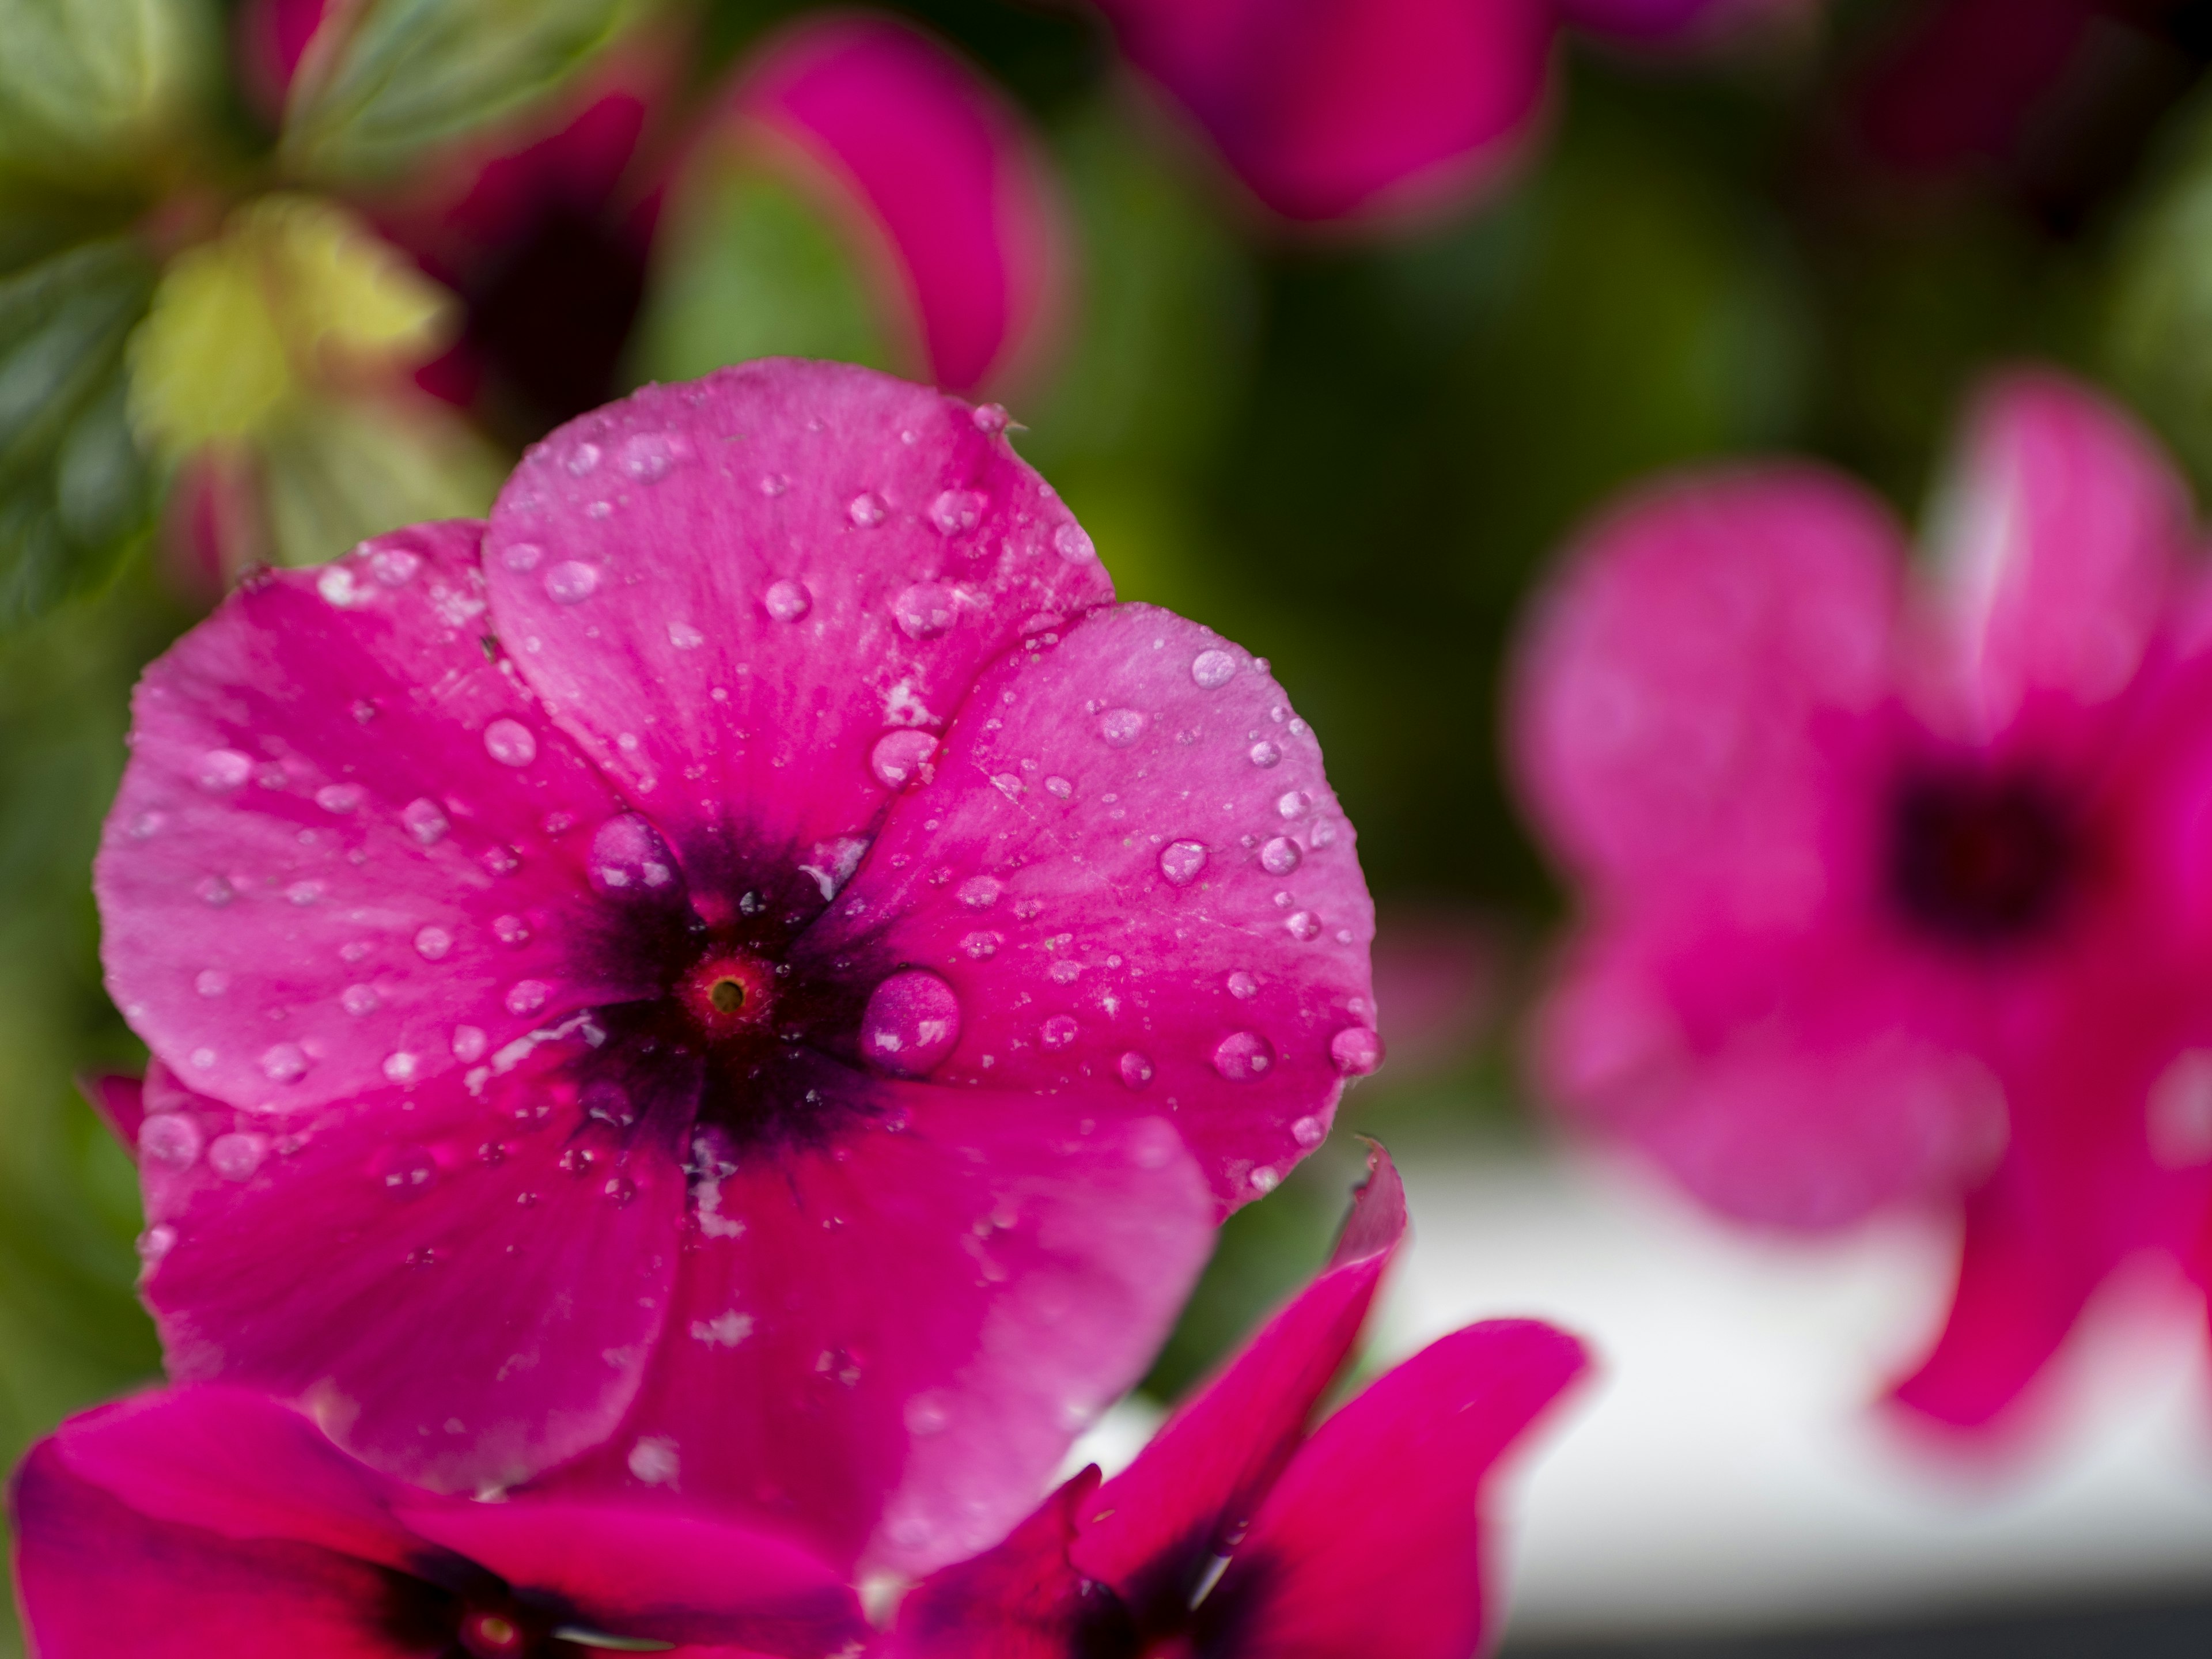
1887,770,2077,945
382,1563,618,1658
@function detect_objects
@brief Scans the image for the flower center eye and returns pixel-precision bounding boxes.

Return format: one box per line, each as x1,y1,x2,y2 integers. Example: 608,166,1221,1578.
1889,771,2075,944
676,948,778,1039
460,1609,528,1658
709,976,745,1014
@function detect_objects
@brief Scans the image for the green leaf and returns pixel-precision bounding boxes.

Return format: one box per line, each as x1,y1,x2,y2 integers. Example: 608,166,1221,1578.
628,158,895,387
0,0,215,185
282,0,645,184
258,392,503,569
0,238,157,628
2107,86,2212,494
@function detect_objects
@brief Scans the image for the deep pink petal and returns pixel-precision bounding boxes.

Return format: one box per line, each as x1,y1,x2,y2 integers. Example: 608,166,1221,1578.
41,1388,415,1570
79,1071,145,1148
480,361,1113,914
1069,1147,1405,1597
729,16,1067,393
1927,370,2192,739
10,1440,406,1659
1215,1320,1589,1659
393,1497,863,1654
97,522,650,1114
233,0,334,118
1512,466,1904,894
888,1468,1099,1659
1097,0,1552,223
809,602,1377,1212
138,1048,680,1495
531,1088,1214,1578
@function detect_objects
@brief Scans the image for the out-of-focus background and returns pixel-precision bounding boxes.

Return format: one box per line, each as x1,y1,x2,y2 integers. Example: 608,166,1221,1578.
10,0,2212,1652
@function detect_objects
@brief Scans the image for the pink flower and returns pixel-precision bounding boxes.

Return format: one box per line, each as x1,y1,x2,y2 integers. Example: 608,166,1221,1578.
10,1385,863,1658
1086,0,1785,225
1513,368,2212,1428
95,359,1378,1573
887,1146,1589,1658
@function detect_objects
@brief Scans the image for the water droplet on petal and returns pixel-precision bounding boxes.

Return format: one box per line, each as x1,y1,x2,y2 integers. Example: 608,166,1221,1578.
414,926,452,960
960,930,1001,959
341,984,380,1016
1213,1031,1274,1081
1331,1027,1384,1076
604,1173,637,1205
506,980,550,1016
1260,836,1302,876
1276,790,1311,820
493,914,529,945
316,783,364,813
1251,1166,1280,1194
1191,649,1237,689
1118,1051,1154,1089
198,876,234,907
588,815,679,898
1099,708,1145,747
196,749,252,791
1040,1014,1079,1048
566,442,603,476
759,472,790,496
861,969,962,1077
286,879,324,906
370,547,421,586
544,560,600,604
1291,1114,1326,1147
502,541,544,571
870,730,938,790
619,431,680,481
849,491,887,528
377,1145,438,1198
484,719,536,767
403,798,449,845
452,1025,487,1062
194,968,228,998
972,403,1010,434
668,620,706,649
1158,841,1206,887
382,1051,419,1084
957,875,1002,910
764,578,811,622
1054,522,1096,562
139,1113,203,1171
930,488,987,535
1284,910,1321,941
894,583,956,640
1226,971,1257,999
1248,740,1282,768
1044,775,1072,800
260,1043,309,1082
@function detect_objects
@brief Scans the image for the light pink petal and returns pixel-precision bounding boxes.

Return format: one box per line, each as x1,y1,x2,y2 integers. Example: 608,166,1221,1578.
887,1468,1099,1659
1929,370,2193,737
1070,1147,1404,1596
11,1440,406,1659
1097,0,1552,223
730,16,1067,393
97,522,650,1115
480,361,1113,914
1512,465,1904,893
1535,922,2004,1229
393,1498,863,1654
1217,1320,1589,1659
809,603,1377,1213
138,1048,680,1495
42,1388,414,1570
529,1086,1214,1579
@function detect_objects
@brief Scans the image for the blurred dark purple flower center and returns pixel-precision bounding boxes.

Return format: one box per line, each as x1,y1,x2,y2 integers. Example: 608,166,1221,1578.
1888,769,2077,944
381,1561,595,1658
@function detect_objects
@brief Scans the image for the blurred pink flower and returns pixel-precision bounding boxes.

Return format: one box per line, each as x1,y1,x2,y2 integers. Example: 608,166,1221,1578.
1513,369,2212,1429
1087,0,1786,225
95,359,1378,1573
12,1385,863,1658
888,1146,1589,1658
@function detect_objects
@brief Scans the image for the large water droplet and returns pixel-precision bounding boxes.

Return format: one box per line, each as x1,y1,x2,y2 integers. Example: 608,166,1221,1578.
1099,708,1145,747
260,1043,309,1083
894,583,956,641
1284,911,1321,942
483,719,536,767
139,1113,203,1171
1040,1015,1079,1049
930,488,986,535
210,1131,269,1181
544,560,600,604
370,547,420,587
1275,790,1311,820
1259,836,1301,876
453,1026,487,1062
849,491,887,528
1248,740,1282,768
1291,1114,1326,1147
588,815,677,898
1191,649,1237,689
197,749,252,791
315,782,363,813
195,969,228,997
668,620,706,650
1054,522,1096,562
506,980,550,1016
764,578,812,622
1226,971,1257,999
871,730,938,790
861,969,962,1077
341,984,380,1016
957,875,1002,910
1212,1031,1274,1081
1118,1051,1154,1090
403,798,449,845
566,441,603,476
1158,841,1206,887
619,431,680,481
503,541,544,571
972,403,1010,434
1331,1027,1384,1076
414,925,453,960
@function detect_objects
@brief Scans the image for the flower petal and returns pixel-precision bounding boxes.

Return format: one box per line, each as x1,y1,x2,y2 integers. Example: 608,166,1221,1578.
1512,466,1904,892
138,1051,680,1495
730,16,1066,393
888,1468,1100,1659
79,1070,146,1148
1096,0,1552,223
1929,370,2194,737
1211,1320,1589,1659
480,361,1113,913
531,1087,1214,1579
1069,1146,1404,1600
11,1438,407,1659
392,1497,865,1654
808,603,1377,1212
97,521,650,1115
